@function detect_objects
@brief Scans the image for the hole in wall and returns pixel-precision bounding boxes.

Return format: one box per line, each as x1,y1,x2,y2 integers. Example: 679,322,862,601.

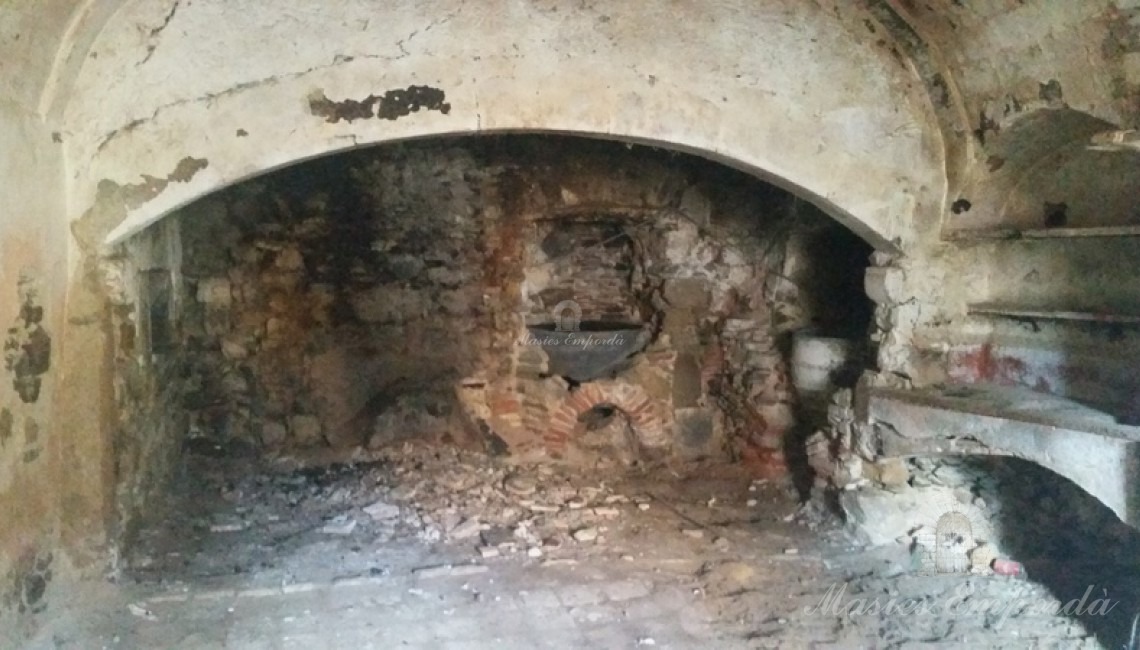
578,403,619,430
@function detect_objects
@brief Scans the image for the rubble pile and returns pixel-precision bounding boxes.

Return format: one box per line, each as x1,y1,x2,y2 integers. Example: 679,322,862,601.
802,384,1139,575
183,443,667,568
838,454,1140,574
371,444,650,560
124,435,857,592
118,439,1134,650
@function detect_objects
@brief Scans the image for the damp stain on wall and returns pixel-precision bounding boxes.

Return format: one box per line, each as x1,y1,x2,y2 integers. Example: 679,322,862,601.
0,408,12,448
22,418,40,464
2,549,52,617
3,275,52,404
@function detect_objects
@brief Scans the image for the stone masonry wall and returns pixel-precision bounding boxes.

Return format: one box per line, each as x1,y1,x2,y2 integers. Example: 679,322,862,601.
116,135,872,493
0,101,69,646
104,218,188,550
176,146,494,452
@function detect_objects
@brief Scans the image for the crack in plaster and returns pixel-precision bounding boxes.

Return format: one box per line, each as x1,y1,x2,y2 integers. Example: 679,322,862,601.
394,7,462,58
93,17,460,156
138,0,182,66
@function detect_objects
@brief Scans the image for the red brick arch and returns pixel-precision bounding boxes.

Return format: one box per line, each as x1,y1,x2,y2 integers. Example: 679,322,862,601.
544,381,669,454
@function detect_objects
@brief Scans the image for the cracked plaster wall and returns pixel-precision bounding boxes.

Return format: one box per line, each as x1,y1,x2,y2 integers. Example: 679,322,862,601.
58,0,944,251
0,101,72,644
8,0,1140,641
0,9,945,634
849,2,1140,423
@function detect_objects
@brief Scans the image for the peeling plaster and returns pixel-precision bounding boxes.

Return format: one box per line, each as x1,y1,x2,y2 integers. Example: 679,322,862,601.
73,157,208,254
3,274,52,404
2,550,52,617
867,0,974,196
308,86,452,123
64,0,946,255
91,52,377,154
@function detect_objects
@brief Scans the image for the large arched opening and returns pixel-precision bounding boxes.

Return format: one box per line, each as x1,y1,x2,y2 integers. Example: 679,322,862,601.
47,0,947,582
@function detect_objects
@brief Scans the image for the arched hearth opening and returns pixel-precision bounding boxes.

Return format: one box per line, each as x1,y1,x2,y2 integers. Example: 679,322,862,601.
99,130,875,559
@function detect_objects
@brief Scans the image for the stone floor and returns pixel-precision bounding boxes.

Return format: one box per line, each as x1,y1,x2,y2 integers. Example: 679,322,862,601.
21,444,1140,649
36,565,719,649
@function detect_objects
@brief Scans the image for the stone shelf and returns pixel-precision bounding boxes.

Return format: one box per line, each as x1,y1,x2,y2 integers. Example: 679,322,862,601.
967,302,1140,325
945,224,1140,241
863,383,1140,528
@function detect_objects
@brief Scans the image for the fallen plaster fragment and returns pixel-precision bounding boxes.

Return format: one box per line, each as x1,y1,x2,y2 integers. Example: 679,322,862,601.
573,527,599,542
128,603,158,621
448,517,482,539
321,515,357,535
412,563,490,579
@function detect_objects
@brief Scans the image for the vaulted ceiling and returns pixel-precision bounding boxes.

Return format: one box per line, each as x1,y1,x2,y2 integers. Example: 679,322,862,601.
871,1,1140,233
3,0,1138,235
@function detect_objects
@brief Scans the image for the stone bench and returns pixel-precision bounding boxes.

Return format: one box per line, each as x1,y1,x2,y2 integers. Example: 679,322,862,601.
860,383,1140,529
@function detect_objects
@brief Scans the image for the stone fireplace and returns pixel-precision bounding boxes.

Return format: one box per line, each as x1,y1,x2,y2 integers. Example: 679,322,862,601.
100,134,873,540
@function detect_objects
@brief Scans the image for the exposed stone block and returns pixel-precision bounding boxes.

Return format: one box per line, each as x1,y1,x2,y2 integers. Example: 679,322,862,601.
662,278,710,310
288,414,324,447
674,408,711,447
274,247,305,271
260,421,288,447
872,458,910,488
672,353,703,408
679,186,712,227
196,277,232,307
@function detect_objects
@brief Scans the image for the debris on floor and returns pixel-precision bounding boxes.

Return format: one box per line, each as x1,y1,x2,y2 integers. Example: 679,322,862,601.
27,442,1140,649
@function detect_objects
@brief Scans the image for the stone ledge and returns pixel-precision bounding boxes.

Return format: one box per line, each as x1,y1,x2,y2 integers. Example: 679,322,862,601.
864,383,1140,528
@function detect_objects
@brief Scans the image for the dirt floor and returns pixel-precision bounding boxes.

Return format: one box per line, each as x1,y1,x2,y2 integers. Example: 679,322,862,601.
23,443,1138,649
